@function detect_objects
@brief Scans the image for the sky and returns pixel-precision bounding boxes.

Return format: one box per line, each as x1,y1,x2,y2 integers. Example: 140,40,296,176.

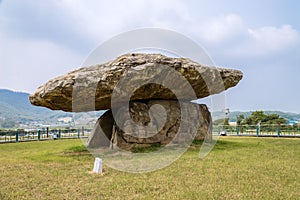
0,0,300,113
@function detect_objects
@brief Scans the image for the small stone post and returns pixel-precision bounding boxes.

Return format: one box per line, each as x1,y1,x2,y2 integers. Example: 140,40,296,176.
93,157,103,174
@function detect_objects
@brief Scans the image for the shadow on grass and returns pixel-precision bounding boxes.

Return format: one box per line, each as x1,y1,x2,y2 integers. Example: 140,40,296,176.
63,144,90,156
189,138,262,152
62,138,261,156
213,138,262,151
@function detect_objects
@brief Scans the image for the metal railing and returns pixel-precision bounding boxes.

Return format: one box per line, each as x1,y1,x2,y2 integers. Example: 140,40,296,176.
0,127,92,143
215,124,300,137
1,124,299,144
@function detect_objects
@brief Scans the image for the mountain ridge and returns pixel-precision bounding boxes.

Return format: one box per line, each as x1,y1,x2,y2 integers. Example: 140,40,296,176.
0,89,72,124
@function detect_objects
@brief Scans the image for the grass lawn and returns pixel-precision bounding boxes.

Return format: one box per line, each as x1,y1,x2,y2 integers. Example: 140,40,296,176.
0,137,299,199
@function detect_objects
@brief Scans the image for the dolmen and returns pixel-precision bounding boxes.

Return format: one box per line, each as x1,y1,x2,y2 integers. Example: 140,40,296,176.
30,53,243,150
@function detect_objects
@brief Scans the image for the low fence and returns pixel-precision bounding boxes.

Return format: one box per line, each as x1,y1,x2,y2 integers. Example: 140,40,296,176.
0,127,92,143
215,124,300,137
1,124,299,144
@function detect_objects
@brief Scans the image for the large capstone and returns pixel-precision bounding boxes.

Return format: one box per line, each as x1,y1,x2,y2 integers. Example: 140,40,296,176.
29,53,243,112
87,100,212,151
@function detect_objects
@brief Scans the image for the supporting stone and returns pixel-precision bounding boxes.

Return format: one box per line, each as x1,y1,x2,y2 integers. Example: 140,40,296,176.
87,100,212,151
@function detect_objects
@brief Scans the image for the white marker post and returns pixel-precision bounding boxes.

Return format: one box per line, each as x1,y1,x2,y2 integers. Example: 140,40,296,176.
93,157,103,174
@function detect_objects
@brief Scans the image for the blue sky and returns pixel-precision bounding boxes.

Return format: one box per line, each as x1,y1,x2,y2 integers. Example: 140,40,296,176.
0,0,300,112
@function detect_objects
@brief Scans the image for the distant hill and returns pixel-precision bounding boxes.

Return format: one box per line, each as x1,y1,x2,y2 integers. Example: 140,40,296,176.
0,89,71,123
0,89,103,128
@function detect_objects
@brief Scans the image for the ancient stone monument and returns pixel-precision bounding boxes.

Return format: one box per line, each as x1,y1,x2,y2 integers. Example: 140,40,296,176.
30,53,243,150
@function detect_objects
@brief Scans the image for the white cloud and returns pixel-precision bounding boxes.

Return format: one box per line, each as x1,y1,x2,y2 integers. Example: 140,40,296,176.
197,14,245,44
56,0,191,43
197,15,300,58
58,1,300,59
0,0,193,92
0,32,84,93
222,24,300,59
247,25,300,52
5,1,297,60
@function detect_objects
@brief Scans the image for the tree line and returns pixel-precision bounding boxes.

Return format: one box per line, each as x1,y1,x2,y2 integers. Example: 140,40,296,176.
214,110,287,126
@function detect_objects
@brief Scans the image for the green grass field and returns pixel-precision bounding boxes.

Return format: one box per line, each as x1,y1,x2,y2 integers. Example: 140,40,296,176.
0,137,299,199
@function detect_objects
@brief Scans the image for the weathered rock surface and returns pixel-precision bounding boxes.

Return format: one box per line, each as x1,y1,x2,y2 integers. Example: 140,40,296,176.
29,53,243,112
87,100,212,150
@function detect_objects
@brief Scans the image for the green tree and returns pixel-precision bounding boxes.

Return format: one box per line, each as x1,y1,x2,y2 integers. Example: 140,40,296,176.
223,118,229,126
237,114,244,125
244,111,287,125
